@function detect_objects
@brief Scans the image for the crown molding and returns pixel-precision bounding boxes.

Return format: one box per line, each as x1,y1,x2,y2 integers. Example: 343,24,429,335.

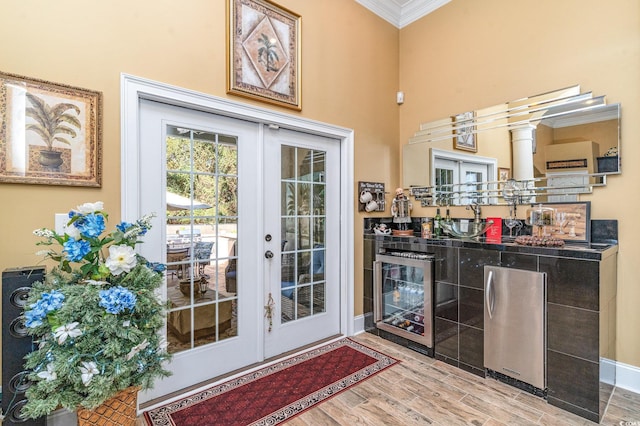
355,0,451,28
542,104,619,128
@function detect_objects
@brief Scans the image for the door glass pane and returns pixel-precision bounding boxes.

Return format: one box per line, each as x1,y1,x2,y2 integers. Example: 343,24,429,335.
298,148,312,181
280,145,327,322
463,170,483,205
165,126,238,354
435,167,454,206
281,145,295,180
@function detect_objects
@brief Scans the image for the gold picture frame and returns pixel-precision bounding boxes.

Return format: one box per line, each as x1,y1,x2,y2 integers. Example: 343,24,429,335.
453,111,477,152
0,71,102,187
498,167,511,181
227,0,301,110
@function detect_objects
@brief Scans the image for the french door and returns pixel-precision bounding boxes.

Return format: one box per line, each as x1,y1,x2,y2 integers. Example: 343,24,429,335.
137,99,262,402
263,127,341,358
135,99,342,403
434,157,491,205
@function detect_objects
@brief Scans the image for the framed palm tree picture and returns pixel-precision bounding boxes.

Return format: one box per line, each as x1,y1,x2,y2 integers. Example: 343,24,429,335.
0,71,102,186
227,0,301,110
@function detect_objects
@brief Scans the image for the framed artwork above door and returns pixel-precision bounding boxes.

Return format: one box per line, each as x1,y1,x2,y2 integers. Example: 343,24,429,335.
227,0,301,110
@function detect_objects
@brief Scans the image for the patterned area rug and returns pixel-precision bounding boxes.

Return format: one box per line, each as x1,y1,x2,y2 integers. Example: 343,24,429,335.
144,338,399,426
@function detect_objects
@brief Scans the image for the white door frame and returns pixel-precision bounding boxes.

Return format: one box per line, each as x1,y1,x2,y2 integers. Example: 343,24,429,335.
120,74,355,359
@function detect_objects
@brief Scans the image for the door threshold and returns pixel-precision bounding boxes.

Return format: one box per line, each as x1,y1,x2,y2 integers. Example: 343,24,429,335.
264,334,343,364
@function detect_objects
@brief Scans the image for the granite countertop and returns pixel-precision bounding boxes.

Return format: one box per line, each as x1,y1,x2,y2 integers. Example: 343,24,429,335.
364,232,618,261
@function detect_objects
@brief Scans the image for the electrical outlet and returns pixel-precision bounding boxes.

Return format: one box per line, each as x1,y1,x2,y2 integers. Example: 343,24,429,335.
54,213,68,234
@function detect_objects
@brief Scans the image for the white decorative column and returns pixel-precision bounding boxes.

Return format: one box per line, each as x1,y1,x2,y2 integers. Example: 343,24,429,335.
510,124,536,181
510,124,537,202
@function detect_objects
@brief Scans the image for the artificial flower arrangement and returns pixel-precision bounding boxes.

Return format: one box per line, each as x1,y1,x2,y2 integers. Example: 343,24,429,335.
21,201,172,418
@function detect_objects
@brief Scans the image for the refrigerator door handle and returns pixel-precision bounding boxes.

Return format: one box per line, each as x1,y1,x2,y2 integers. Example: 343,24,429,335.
485,269,494,319
373,260,382,322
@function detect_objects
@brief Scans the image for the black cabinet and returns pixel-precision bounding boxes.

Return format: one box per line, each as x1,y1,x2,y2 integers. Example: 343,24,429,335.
363,233,617,423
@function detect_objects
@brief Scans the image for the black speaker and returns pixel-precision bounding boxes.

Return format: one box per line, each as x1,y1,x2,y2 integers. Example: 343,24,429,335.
2,266,47,425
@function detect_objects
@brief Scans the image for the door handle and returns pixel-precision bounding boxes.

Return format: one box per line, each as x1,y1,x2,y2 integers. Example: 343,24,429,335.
264,250,274,259
485,269,494,320
373,261,382,322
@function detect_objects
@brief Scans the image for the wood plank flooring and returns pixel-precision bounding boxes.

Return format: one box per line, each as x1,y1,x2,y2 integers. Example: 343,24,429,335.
138,333,640,425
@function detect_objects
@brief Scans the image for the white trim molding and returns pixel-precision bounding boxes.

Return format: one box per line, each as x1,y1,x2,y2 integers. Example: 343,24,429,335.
353,314,365,335
615,359,640,394
355,0,451,28
601,357,616,386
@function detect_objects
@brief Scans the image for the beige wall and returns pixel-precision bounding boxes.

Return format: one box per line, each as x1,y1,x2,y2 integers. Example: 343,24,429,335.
1,0,638,371
0,0,399,369
399,0,640,367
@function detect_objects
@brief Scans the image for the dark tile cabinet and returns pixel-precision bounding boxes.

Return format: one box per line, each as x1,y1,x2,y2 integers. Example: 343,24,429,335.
541,254,617,422
363,234,617,423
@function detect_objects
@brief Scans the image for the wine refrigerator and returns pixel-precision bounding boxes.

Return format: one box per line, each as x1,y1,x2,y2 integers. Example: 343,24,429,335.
374,252,435,348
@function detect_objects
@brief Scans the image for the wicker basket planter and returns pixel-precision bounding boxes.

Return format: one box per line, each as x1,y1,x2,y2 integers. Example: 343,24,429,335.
77,386,140,426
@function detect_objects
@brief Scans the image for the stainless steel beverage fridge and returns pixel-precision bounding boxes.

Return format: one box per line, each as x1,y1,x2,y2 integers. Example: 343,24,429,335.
374,252,434,347
484,265,546,390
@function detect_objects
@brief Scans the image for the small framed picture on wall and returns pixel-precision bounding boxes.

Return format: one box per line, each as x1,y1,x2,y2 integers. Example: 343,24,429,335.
453,111,477,152
498,167,511,181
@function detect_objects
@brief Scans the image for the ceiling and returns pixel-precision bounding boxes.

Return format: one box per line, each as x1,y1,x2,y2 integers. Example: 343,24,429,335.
355,0,451,28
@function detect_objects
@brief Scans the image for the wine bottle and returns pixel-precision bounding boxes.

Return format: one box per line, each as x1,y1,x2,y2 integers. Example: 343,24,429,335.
444,207,451,236
434,208,442,238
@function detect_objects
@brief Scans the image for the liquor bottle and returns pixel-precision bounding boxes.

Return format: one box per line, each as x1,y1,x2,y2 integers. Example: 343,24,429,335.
442,207,451,236
393,284,400,303
421,218,432,239
434,208,442,238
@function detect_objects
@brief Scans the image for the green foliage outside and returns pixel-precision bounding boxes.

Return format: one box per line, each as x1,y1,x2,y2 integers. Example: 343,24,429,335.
165,136,238,224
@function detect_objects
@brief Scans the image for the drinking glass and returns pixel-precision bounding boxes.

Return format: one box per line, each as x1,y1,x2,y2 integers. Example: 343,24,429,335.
505,218,521,237
556,212,567,234
505,205,521,238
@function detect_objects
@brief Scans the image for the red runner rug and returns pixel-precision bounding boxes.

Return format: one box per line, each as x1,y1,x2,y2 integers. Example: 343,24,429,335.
144,338,398,425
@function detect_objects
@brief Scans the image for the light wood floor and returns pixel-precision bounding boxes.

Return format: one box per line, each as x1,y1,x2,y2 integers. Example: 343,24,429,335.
139,333,640,425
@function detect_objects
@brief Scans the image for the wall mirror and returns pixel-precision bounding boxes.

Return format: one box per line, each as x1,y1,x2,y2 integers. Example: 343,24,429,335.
403,85,621,206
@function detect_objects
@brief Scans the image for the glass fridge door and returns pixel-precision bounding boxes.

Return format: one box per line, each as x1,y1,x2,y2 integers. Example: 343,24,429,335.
374,254,433,347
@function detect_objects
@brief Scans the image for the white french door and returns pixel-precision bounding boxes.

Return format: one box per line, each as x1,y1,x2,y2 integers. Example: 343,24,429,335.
137,99,262,402
263,127,341,358
433,151,495,205
133,97,344,403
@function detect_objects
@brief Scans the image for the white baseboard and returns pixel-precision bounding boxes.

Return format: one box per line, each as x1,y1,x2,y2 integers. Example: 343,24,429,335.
601,357,616,385
352,314,365,335
615,359,640,394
